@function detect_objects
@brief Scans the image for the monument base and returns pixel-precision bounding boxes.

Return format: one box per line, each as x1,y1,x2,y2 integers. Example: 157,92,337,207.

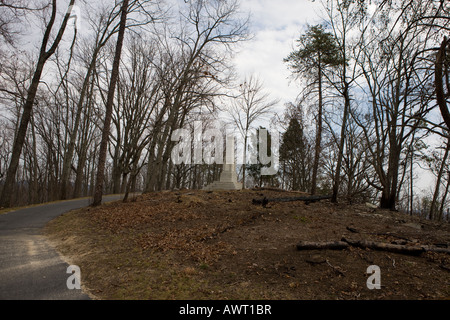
203,181,243,191
203,164,243,191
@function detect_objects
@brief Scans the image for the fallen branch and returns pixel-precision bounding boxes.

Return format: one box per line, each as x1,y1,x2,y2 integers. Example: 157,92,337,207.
296,238,450,256
341,238,425,256
420,245,450,254
252,195,332,207
252,187,309,195
326,259,346,277
297,241,349,251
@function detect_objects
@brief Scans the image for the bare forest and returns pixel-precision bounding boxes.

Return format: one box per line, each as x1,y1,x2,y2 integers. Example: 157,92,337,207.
1,0,450,222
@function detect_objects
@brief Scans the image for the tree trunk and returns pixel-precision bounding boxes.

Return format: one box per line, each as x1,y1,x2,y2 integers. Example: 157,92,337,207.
60,48,100,200
311,60,323,196
73,151,87,198
410,137,415,216
430,138,450,220
0,0,75,208
62,8,124,200
29,112,39,204
146,103,178,192
386,143,401,211
438,171,450,221
436,37,450,130
92,0,129,207
332,84,350,203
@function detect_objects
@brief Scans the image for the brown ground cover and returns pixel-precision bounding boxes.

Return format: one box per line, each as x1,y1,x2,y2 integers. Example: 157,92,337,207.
44,189,450,300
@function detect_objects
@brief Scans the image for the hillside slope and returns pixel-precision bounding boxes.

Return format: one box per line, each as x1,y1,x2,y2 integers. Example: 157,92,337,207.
45,189,450,300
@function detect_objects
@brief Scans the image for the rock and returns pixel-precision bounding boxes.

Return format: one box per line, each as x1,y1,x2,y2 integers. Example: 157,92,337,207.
403,222,423,230
306,255,327,265
366,202,378,209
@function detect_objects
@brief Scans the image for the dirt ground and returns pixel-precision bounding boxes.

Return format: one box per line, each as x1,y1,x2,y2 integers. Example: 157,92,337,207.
44,189,450,300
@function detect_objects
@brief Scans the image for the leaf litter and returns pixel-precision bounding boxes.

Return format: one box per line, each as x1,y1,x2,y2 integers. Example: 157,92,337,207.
45,189,450,300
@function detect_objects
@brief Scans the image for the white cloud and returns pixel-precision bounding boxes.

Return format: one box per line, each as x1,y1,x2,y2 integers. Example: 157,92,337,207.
233,0,322,109
240,0,321,32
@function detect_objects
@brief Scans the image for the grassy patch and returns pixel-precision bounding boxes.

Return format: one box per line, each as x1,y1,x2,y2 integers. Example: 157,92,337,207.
293,215,309,223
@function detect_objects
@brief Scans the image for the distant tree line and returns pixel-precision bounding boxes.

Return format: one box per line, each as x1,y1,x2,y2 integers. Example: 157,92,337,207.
0,0,249,207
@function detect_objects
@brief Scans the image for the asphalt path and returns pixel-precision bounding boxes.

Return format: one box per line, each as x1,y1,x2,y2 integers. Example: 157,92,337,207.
0,195,123,300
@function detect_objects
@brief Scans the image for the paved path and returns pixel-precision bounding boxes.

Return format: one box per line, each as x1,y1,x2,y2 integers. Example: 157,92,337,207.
0,195,123,300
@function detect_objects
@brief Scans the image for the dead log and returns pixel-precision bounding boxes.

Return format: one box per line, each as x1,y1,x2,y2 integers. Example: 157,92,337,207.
297,241,350,251
252,187,309,195
296,238,450,256
420,245,450,254
253,195,332,207
343,238,450,255
341,238,425,256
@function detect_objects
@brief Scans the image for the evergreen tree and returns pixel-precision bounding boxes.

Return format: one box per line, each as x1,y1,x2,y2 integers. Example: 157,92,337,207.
280,118,313,192
284,24,343,195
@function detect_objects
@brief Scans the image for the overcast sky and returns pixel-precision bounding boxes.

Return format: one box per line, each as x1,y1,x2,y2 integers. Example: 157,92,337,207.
46,0,321,116
232,0,323,110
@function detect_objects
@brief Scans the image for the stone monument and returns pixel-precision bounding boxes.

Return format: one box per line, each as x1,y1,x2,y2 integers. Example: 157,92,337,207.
203,136,243,191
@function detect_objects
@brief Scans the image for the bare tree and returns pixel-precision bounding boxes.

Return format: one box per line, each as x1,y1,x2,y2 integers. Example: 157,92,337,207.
0,0,50,46
110,37,161,197
342,0,444,210
92,0,129,207
144,0,249,192
0,0,75,208
428,136,450,220
228,74,278,189
317,0,368,203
